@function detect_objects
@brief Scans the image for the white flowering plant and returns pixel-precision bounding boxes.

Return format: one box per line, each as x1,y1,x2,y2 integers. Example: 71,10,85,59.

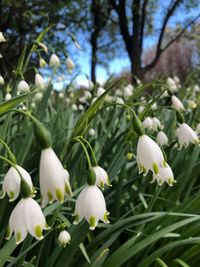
0,30,199,267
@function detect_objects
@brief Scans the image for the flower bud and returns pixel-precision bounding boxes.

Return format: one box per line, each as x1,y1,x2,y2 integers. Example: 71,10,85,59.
58,230,71,247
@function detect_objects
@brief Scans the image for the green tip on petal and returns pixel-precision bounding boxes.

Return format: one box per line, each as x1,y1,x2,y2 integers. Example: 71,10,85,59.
107,177,112,187
5,226,11,240
56,189,64,203
65,184,73,196
47,191,53,202
158,179,163,186
9,191,15,201
153,163,159,175
167,178,174,186
73,214,79,225
163,160,167,167
89,216,97,230
103,212,110,224
16,232,22,245
35,225,43,239
100,181,105,190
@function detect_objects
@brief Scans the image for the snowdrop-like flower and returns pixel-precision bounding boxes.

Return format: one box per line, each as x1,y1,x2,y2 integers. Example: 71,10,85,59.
84,90,92,99
97,87,105,97
157,131,169,146
39,147,72,207
173,76,180,85
72,104,78,111
167,77,177,93
171,95,184,111
193,85,200,93
143,117,153,130
152,117,162,131
0,32,6,42
58,230,71,247
6,197,49,244
87,80,94,90
0,74,5,85
88,128,95,136
138,106,145,113
74,185,109,230
93,166,111,189
17,80,30,93
35,73,45,90
115,97,124,105
58,92,64,99
50,53,60,68
152,163,175,186
5,93,12,101
78,104,84,111
176,123,199,149
38,42,48,53
1,165,33,201
0,53,3,58
187,100,196,109
39,58,47,68
123,84,133,99
66,57,75,72
34,92,43,102
136,134,166,176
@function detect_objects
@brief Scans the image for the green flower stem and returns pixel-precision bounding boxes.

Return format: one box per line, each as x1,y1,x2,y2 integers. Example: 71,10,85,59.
0,138,16,164
97,102,145,136
79,136,98,166
0,155,32,198
73,137,96,185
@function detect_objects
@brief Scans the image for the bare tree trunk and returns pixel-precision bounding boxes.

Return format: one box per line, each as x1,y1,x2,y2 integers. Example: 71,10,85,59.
91,33,97,84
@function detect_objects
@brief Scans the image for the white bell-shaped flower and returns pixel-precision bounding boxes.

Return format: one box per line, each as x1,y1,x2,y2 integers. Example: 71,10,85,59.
72,104,78,111
58,230,71,247
157,131,169,146
93,166,111,189
152,163,176,186
171,95,184,111
6,197,49,244
176,123,199,149
142,117,153,130
196,123,200,135
193,85,200,93
39,58,47,68
0,32,6,42
0,74,5,85
50,53,60,68
39,148,72,207
74,185,109,230
167,77,177,93
66,57,75,72
38,42,48,53
5,93,12,101
123,84,133,99
152,117,162,131
1,165,34,202
17,80,30,94
136,134,166,176
35,73,45,90
97,87,105,97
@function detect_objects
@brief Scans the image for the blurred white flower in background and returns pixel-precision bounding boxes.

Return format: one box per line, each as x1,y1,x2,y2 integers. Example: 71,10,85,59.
176,123,199,148
17,80,30,94
35,73,45,90
5,93,12,101
171,95,185,111
50,53,60,68
157,131,169,146
0,74,5,85
0,32,6,42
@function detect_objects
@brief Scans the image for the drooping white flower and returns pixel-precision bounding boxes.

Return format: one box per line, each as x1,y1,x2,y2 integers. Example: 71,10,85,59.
74,185,109,230
17,80,30,94
50,54,60,68
39,147,72,207
193,85,200,93
187,100,197,109
115,97,124,105
167,77,177,93
5,93,12,101
157,131,169,146
173,76,180,85
88,128,95,136
152,163,176,186
176,123,199,149
1,165,34,201
123,84,133,99
97,87,105,97
58,230,71,247
136,134,166,176
138,106,145,114
72,104,78,111
84,90,92,99
35,73,45,90
142,117,153,130
6,197,49,244
93,166,111,189
0,53,3,58
171,95,184,111
0,74,5,85
34,92,43,102
58,92,64,99
38,42,48,53
39,58,47,68
66,57,75,72
152,117,162,131
0,32,6,42
78,104,84,111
